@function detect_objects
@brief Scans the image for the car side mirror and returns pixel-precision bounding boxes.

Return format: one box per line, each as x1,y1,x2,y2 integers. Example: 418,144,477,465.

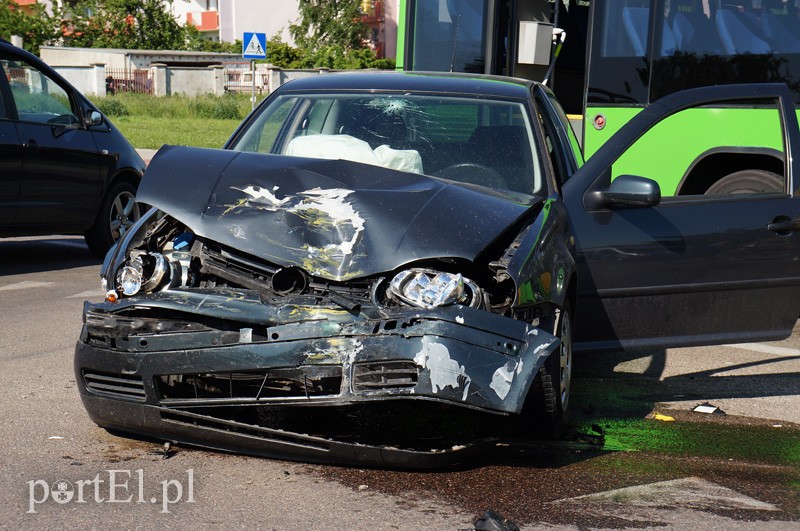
587,174,661,210
86,110,103,126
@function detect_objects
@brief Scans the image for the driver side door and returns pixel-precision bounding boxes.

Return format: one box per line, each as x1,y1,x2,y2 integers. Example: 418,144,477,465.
562,84,800,352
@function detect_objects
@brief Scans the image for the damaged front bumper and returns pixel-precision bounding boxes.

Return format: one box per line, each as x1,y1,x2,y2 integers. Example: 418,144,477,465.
75,289,559,467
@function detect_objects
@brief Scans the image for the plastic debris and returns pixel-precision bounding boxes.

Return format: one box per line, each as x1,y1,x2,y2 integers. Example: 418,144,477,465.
48,436,64,440
163,442,175,459
693,402,726,415
653,412,675,422
358,484,369,491
474,509,520,531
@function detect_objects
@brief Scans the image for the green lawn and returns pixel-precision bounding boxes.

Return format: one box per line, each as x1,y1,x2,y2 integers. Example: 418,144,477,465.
111,115,242,149
92,93,255,149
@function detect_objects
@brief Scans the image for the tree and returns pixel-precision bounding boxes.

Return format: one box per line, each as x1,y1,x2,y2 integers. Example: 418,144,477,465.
63,0,186,50
289,0,368,54
285,0,394,70
0,0,62,54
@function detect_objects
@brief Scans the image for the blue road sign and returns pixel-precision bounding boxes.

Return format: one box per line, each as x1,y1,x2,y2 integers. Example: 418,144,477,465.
242,32,267,59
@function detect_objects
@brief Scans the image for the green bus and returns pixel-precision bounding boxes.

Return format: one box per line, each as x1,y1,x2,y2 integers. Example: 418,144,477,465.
398,0,800,195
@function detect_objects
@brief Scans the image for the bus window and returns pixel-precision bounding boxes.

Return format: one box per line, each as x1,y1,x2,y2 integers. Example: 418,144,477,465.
408,0,490,73
609,102,785,197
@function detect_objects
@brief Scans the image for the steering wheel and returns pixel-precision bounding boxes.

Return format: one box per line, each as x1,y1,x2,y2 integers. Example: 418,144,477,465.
434,163,508,189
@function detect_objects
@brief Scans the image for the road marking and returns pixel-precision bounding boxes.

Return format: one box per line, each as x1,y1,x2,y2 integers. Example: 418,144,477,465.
0,281,55,291
725,342,800,357
68,290,104,299
556,477,777,512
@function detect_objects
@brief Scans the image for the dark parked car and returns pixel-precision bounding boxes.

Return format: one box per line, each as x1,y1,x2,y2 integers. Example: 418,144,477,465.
75,72,800,467
0,40,145,256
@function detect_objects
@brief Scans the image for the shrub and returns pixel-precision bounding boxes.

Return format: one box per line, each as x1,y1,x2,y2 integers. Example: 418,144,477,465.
189,94,242,120
95,97,129,117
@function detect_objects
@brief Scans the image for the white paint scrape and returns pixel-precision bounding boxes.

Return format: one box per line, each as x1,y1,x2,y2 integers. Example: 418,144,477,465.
235,185,290,210
490,360,522,400
233,185,366,270
293,188,365,258
414,337,471,401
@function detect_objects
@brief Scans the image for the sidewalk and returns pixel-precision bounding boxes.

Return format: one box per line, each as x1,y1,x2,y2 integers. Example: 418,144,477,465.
136,148,158,165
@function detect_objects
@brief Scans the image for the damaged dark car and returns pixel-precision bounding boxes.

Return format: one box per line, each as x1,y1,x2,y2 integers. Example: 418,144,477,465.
75,73,800,467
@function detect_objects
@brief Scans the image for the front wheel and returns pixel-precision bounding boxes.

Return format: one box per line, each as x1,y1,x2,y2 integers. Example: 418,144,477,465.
519,303,573,439
84,181,142,257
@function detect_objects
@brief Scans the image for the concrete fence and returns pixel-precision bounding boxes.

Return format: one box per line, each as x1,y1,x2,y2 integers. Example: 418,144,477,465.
52,63,334,98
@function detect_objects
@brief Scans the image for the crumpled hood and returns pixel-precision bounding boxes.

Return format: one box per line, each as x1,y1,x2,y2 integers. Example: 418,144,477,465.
137,145,537,281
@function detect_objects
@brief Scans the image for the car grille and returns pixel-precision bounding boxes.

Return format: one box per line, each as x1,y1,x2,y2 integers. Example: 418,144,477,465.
156,366,343,401
352,361,419,392
200,242,374,302
83,371,146,401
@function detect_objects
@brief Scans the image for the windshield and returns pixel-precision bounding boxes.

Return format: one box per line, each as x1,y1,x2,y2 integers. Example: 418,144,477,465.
229,93,542,195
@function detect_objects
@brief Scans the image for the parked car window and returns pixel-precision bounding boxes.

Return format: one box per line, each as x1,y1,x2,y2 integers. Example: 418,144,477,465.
231,93,542,195
1,58,78,125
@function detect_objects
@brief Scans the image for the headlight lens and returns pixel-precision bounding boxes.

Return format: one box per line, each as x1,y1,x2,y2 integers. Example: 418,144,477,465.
388,268,481,309
115,252,170,297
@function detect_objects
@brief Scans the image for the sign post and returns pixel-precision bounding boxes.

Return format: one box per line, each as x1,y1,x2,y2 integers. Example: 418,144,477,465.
242,32,267,110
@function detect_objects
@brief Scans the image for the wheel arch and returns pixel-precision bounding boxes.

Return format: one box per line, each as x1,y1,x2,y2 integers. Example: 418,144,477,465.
676,147,783,195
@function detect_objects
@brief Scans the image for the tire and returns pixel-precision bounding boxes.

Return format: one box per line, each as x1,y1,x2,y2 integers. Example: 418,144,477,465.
520,303,573,439
84,181,142,257
705,169,783,195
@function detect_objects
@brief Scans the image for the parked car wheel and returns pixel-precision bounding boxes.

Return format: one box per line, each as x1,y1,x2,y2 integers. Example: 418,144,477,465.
705,169,783,195
84,181,141,257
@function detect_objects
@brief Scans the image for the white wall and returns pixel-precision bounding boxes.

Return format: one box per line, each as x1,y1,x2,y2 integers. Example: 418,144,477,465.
219,0,299,45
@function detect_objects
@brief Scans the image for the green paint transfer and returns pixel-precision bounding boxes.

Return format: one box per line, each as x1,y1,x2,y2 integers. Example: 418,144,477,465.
516,199,553,306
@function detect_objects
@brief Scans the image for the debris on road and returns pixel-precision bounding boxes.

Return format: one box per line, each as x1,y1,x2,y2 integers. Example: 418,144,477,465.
652,412,676,422
692,403,726,415
474,509,520,531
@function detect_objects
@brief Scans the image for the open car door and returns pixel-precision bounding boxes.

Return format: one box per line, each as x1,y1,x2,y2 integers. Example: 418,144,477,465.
562,84,800,353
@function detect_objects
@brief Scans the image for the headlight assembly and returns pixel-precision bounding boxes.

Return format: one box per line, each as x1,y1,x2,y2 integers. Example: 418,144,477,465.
115,252,171,297
388,268,482,309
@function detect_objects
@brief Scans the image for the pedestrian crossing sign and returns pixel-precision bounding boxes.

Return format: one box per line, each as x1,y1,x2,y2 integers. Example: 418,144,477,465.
242,32,267,59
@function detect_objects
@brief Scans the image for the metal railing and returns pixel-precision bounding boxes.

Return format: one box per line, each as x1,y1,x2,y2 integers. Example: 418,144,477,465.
223,68,266,94
104,68,153,95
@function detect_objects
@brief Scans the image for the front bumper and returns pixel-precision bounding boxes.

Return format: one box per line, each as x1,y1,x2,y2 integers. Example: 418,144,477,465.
75,294,558,467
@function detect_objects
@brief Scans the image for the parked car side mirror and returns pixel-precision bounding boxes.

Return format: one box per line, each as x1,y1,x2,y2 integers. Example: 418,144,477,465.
86,110,103,126
586,174,661,210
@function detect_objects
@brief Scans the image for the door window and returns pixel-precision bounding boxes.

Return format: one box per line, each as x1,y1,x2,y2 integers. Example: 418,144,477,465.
610,102,785,197
1,58,78,125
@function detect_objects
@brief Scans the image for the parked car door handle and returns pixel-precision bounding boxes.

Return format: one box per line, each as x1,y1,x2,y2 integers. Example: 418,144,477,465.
23,139,39,148
768,217,800,233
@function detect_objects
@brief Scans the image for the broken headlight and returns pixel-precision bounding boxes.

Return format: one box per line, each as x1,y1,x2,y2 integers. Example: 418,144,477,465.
116,252,171,296
388,268,481,309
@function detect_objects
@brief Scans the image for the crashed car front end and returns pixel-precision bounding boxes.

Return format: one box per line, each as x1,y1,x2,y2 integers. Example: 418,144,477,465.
75,97,575,467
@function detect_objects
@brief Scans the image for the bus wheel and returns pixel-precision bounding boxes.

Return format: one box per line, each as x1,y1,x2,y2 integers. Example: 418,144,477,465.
705,170,783,195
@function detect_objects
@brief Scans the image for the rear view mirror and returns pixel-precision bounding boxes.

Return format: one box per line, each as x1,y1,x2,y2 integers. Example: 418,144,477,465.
86,110,103,126
603,175,661,207
586,174,661,210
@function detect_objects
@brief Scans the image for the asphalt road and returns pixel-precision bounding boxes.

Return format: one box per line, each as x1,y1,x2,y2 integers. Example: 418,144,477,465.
1,236,798,529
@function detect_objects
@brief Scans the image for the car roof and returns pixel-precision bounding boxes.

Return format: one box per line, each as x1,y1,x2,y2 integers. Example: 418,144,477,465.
277,71,537,99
